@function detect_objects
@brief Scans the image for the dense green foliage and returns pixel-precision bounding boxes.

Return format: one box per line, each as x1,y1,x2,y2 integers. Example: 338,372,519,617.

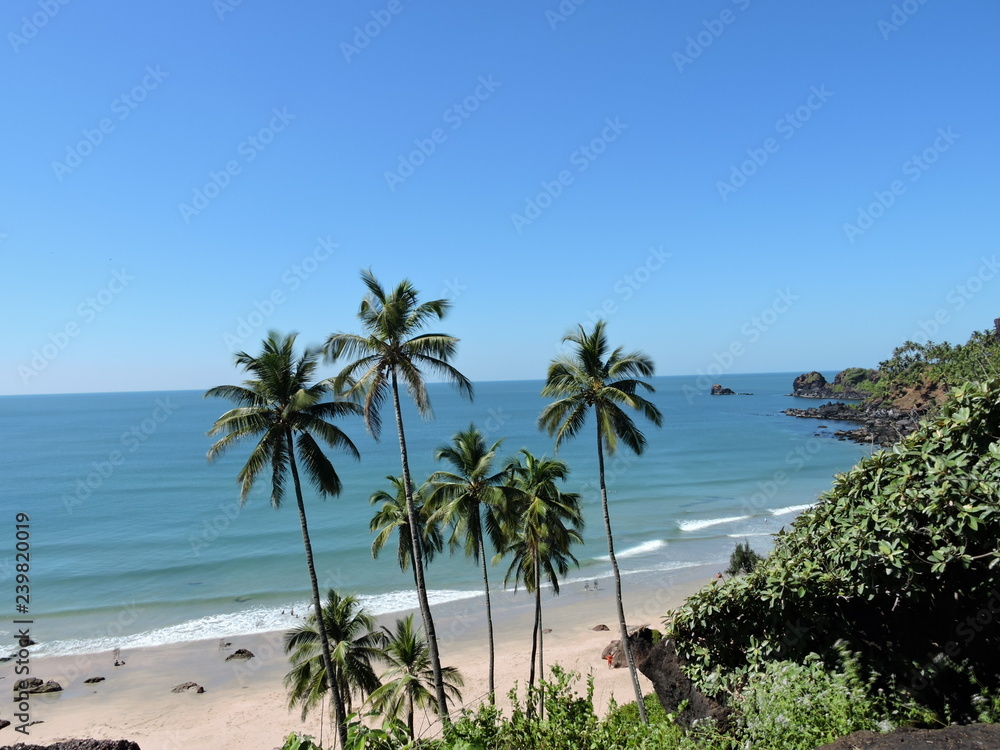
671,378,1000,719
871,329,999,400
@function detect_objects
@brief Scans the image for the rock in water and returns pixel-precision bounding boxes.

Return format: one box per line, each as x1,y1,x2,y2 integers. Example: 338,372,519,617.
710,384,736,395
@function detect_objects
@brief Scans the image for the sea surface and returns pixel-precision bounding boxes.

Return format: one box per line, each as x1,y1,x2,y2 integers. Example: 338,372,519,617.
0,373,871,657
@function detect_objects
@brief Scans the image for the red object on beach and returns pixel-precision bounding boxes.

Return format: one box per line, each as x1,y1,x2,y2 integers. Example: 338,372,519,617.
605,654,613,668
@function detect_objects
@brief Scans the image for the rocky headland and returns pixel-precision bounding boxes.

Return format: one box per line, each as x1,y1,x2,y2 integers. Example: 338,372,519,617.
784,368,944,447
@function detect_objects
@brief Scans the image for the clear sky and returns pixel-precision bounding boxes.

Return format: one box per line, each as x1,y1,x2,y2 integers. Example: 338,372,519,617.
3,0,998,395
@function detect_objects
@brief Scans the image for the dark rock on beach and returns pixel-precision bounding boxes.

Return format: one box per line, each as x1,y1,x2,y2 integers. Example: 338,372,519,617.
224,648,254,661
13,678,62,694
83,677,105,684
818,723,1000,749
592,624,610,631
170,682,204,694
2,741,142,750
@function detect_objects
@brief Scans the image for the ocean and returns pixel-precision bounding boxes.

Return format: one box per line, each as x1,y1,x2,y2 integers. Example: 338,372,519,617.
0,373,871,658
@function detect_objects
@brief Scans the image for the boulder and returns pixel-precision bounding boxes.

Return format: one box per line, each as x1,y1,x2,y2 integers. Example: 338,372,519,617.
13,678,62,694
629,629,731,731
84,677,105,684
224,648,254,661
710,384,736,396
591,624,610,631
170,682,205,694
818,723,1000,749
792,371,828,397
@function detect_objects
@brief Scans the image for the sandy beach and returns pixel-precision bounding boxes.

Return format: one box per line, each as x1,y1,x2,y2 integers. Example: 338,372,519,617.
2,566,715,749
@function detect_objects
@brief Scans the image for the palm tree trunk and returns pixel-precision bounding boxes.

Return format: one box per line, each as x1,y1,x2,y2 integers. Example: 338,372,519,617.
390,371,450,724
479,531,496,704
595,422,649,724
537,562,545,719
286,432,350,748
528,567,539,692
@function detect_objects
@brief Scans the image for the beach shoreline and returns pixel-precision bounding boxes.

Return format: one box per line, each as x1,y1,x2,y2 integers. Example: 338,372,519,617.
3,564,717,749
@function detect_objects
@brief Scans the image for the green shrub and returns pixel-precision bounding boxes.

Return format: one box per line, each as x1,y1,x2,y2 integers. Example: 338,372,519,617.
671,378,1000,718
733,649,881,750
725,540,762,576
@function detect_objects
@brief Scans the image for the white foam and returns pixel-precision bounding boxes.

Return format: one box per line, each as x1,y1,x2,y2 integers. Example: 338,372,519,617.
726,532,774,538
596,539,667,561
30,588,484,658
768,504,813,516
677,516,750,532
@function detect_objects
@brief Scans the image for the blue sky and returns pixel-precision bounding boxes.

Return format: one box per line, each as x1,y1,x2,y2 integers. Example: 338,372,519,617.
3,0,998,395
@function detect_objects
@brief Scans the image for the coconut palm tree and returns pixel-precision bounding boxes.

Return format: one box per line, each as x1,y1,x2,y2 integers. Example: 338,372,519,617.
369,475,444,589
538,320,663,723
500,450,583,707
367,614,464,741
205,331,362,747
283,589,386,728
427,424,512,704
323,269,473,721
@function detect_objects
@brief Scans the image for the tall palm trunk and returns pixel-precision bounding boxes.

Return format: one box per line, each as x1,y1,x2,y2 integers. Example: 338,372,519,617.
390,371,450,723
478,530,496,703
595,419,648,724
537,561,545,718
286,432,350,748
528,560,540,691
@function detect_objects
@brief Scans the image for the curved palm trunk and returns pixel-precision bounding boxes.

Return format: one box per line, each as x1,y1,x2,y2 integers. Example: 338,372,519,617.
528,566,539,692
478,530,496,704
595,423,649,724
390,371,450,724
286,433,350,748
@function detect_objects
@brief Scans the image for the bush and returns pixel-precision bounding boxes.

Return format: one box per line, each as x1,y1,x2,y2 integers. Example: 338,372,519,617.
725,540,762,576
733,649,881,750
671,379,1000,719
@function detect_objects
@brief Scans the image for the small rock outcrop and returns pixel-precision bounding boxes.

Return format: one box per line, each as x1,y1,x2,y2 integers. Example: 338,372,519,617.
170,682,205,694
224,648,254,661
629,629,731,731
84,677,105,684
591,624,610,631
817,723,1000,749
13,678,62,694
710,384,735,395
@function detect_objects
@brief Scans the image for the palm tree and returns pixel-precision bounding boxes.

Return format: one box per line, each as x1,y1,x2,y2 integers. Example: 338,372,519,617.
283,589,386,728
538,320,663,723
369,475,444,590
205,331,362,747
500,450,583,708
323,269,473,721
367,614,464,741
427,424,511,704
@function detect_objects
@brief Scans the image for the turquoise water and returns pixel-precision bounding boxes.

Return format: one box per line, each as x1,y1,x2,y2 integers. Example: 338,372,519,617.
0,373,870,656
